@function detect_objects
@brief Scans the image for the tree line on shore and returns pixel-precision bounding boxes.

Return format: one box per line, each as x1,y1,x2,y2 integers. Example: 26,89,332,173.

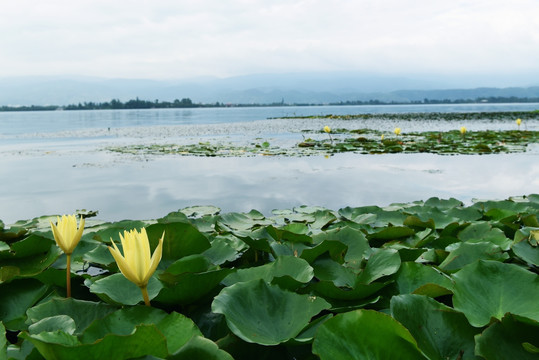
1,95,539,112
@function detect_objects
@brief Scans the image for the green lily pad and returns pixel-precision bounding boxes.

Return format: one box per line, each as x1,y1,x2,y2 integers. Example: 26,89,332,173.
26,298,115,335
0,238,61,282
146,222,211,266
356,248,401,284
458,222,511,250
178,205,221,218
156,268,232,305
212,279,330,345
311,256,357,287
81,306,201,354
217,212,272,231
89,273,163,305
512,228,539,266
439,242,509,272
391,294,480,360
28,315,76,335
22,305,202,360
395,262,454,295
312,226,371,266
168,336,234,360
222,255,313,286
0,321,6,360
312,309,427,359
475,314,539,360
310,280,389,301
2,234,53,258
202,235,245,265
88,220,149,244
21,324,169,360
299,240,348,264
452,260,539,327
164,254,212,275
0,279,48,330
367,226,415,246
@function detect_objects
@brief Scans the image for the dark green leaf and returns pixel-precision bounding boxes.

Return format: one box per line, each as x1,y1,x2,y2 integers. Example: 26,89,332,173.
475,314,539,360
146,222,211,265
391,294,480,360
168,336,234,360
439,242,509,272
0,279,48,330
312,309,427,359
395,262,454,295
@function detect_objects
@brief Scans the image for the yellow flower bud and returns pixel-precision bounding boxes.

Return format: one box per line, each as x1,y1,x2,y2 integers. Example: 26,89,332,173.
108,228,164,289
394,127,401,136
324,126,331,133
50,215,85,255
460,126,467,135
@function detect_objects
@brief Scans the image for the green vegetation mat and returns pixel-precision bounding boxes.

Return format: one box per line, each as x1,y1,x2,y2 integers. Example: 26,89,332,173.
107,129,539,157
1,195,538,359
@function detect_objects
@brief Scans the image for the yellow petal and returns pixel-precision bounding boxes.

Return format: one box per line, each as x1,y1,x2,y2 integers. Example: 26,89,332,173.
108,242,141,286
50,219,67,252
142,231,164,285
132,230,148,283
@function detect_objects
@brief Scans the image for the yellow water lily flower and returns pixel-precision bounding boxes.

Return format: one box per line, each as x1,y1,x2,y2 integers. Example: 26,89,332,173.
323,125,334,144
516,118,522,127
394,127,401,136
109,228,164,306
381,134,385,141
51,215,85,255
460,126,467,135
50,214,85,298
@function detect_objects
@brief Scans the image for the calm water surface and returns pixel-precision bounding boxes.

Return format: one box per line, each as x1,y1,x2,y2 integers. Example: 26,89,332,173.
1,104,538,224
2,103,539,136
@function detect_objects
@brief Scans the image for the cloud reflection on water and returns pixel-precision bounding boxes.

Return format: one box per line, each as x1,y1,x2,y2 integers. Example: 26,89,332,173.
1,150,537,225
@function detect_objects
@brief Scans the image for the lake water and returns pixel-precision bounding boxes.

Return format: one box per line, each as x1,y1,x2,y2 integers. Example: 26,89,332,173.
1,103,538,224
2,103,539,136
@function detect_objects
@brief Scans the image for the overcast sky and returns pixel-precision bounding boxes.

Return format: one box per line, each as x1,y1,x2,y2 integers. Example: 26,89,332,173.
1,0,538,82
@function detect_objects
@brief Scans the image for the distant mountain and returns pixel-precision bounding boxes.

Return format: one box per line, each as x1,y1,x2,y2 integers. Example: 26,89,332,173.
0,72,538,106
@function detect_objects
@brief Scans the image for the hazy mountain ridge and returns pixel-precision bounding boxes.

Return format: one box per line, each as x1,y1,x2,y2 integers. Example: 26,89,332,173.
0,73,538,106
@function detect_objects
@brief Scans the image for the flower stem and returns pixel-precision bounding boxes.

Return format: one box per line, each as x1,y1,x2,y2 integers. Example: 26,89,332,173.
66,254,71,298
141,286,151,307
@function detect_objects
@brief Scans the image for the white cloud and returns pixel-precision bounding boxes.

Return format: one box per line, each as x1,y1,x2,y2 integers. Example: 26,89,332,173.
0,0,538,80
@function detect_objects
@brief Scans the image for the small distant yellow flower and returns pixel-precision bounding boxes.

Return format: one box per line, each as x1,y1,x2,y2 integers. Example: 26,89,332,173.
51,215,85,255
109,228,164,306
50,214,85,298
516,118,522,127
323,125,333,144
394,128,401,136
381,134,385,141
460,126,467,135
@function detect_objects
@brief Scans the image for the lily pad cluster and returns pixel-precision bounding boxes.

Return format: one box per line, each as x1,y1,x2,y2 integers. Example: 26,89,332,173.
107,129,539,157
1,195,539,359
300,129,539,155
272,110,539,122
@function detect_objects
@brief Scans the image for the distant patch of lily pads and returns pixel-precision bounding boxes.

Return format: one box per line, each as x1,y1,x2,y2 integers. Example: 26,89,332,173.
107,128,539,157
105,111,538,157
